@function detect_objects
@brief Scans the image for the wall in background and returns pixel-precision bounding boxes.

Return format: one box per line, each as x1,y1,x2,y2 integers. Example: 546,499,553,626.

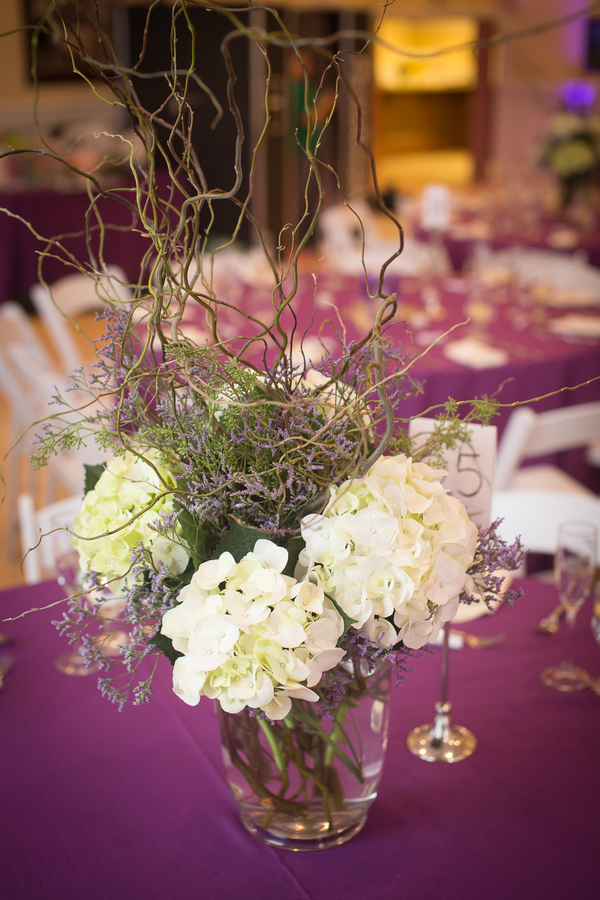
0,0,596,185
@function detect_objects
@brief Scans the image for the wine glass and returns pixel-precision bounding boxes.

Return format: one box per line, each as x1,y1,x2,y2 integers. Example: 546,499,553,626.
540,521,597,692
589,580,600,695
53,543,101,678
406,621,477,763
88,585,129,659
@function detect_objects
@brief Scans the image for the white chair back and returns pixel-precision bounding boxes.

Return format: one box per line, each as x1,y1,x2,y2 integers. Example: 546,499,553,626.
495,402,600,492
30,265,131,376
18,493,83,584
491,490,600,555
0,304,103,540
0,303,67,518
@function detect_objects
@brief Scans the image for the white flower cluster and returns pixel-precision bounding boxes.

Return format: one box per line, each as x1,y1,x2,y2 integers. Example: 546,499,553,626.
299,454,478,650
73,450,189,588
160,540,345,720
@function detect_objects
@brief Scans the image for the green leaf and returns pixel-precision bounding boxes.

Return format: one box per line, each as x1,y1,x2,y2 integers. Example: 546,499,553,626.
148,631,183,666
175,503,207,571
283,535,305,578
83,462,107,495
324,592,358,641
213,519,270,563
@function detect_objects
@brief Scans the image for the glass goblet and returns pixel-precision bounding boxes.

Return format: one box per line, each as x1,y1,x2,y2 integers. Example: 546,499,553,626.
54,548,101,677
589,581,600,696
88,586,129,659
541,521,597,692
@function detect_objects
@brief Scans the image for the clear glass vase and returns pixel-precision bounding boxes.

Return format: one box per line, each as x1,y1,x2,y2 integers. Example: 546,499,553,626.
216,657,392,851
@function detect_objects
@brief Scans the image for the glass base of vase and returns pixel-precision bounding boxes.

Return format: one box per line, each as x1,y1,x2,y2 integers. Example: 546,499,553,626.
540,665,590,692
240,809,367,851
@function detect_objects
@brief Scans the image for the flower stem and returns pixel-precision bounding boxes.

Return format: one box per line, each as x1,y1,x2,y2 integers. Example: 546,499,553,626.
257,716,286,774
324,695,352,767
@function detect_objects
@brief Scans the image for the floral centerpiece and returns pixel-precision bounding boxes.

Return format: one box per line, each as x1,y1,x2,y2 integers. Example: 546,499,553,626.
7,1,524,850
539,81,600,216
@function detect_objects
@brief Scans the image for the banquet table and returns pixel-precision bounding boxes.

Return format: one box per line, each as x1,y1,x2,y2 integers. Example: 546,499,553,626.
1,577,598,900
416,212,600,273
182,266,600,488
0,177,173,303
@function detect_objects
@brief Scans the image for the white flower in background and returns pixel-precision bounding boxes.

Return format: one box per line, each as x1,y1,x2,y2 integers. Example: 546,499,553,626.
160,538,345,719
72,449,189,588
300,454,477,650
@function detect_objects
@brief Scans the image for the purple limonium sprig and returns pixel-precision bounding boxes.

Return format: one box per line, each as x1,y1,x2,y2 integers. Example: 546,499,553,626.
316,630,420,717
461,519,526,609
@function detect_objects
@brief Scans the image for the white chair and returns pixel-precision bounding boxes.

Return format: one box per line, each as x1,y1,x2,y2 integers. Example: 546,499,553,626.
491,489,600,556
494,402,600,495
18,493,83,584
29,265,132,376
318,201,450,278
0,304,71,526
0,303,103,550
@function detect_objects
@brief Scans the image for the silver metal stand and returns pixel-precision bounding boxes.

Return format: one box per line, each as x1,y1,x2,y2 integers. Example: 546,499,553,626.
406,621,477,762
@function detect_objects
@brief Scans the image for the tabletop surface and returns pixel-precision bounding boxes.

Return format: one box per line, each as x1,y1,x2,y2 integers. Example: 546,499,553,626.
1,576,598,900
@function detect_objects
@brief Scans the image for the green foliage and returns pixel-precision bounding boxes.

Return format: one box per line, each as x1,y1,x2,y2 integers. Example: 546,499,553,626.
148,631,183,667
213,519,272,563
83,463,107,496
325,594,358,640
283,535,305,578
175,502,209,571
469,396,500,425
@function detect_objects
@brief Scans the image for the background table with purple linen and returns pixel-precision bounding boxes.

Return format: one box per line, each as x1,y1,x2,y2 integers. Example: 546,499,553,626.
1,577,598,900
177,267,600,488
416,211,600,272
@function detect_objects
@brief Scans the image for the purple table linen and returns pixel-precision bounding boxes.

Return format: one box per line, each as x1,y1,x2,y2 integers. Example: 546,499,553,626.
0,178,173,298
0,577,598,900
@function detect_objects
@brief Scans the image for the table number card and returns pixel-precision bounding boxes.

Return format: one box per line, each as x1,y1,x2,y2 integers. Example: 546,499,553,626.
408,418,497,530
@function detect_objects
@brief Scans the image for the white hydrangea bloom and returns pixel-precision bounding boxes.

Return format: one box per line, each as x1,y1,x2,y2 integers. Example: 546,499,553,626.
300,454,477,650
72,449,189,589
161,539,345,719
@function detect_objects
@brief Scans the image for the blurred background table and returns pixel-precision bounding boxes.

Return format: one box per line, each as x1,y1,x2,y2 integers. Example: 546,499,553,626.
178,264,600,490
0,182,165,304
422,211,600,273
1,576,598,900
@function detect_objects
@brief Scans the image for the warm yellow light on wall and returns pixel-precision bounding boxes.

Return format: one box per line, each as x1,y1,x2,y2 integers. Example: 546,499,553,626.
374,17,478,92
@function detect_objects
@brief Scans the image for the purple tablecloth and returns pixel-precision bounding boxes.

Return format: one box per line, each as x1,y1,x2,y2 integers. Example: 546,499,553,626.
0,178,175,301
1,577,598,900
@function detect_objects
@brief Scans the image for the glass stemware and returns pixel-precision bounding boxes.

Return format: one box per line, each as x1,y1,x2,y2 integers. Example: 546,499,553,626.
406,621,477,762
54,548,101,677
589,581,600,696
541,521,597,692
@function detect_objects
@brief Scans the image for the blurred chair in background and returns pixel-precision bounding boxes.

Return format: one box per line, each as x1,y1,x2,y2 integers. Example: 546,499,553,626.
0,302,103,554
494,402,600,495
29,265,131,377
491,489,600,558
18,492,82,584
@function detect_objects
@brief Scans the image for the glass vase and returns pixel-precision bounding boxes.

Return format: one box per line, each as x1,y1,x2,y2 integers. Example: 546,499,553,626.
216,657,392,851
